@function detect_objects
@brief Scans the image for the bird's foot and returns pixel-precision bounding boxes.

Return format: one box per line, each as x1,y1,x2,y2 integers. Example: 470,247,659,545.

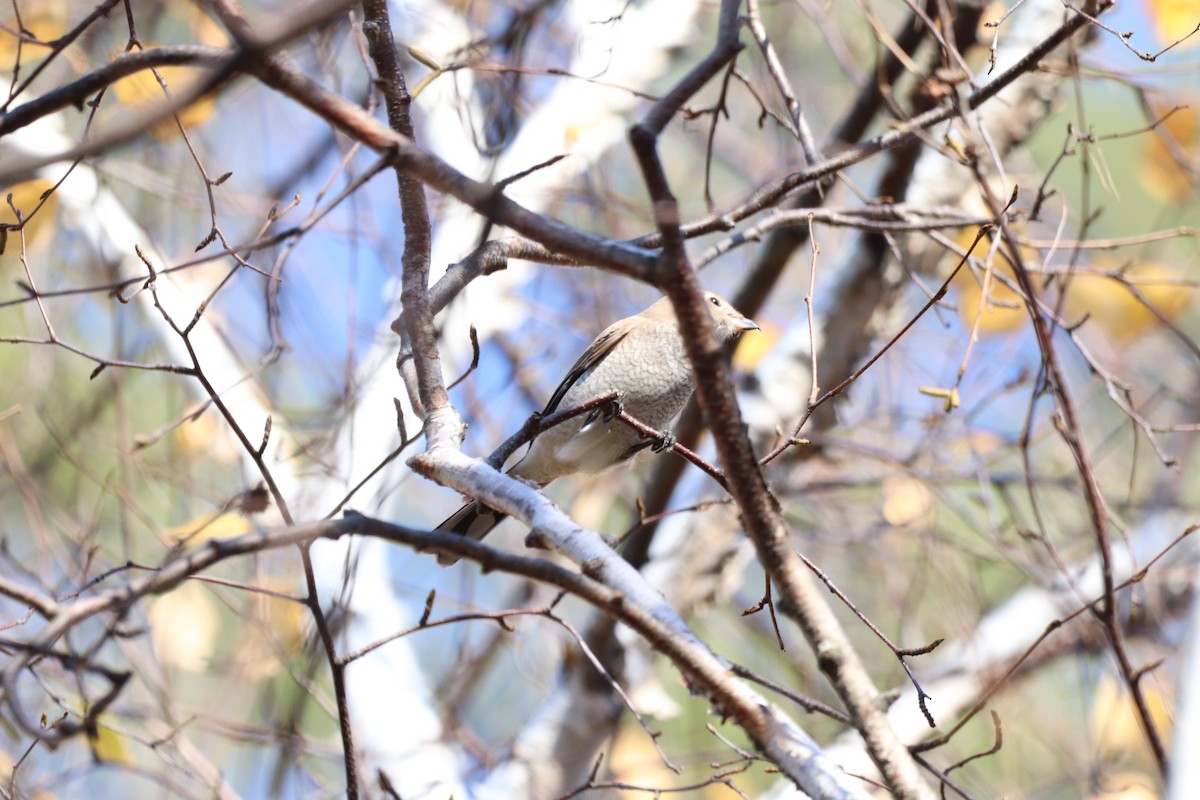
651,431,676,453
601,391,627,423
524,530,554,551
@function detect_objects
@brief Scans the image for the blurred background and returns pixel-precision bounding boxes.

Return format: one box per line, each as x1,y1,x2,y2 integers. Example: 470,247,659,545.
1,0,1198,797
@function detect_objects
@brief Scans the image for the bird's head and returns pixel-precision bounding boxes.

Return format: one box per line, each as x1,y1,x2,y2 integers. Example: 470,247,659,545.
642,292,759,342
702,291,760,342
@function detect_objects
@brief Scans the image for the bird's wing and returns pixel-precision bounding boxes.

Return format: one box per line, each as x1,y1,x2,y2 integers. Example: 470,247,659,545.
541,320,631,415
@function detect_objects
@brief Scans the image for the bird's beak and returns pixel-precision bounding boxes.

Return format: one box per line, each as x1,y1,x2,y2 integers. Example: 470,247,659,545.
732,315,760,334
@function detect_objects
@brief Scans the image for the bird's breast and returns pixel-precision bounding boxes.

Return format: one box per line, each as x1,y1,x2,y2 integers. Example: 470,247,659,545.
512,325,694,482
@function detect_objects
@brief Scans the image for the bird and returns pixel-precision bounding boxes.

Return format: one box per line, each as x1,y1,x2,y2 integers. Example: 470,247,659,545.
435,290,758,565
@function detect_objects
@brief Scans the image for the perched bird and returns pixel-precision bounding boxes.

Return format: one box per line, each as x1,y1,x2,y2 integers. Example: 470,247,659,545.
436,291,758,565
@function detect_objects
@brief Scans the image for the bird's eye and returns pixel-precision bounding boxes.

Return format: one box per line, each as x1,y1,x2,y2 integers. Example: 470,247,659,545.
709,296,720,306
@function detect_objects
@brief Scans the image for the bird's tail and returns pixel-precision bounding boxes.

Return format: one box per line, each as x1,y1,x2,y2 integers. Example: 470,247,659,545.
434,500,509,566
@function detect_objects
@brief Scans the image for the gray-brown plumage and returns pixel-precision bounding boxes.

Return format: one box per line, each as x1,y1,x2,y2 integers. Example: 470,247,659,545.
436,291,758,565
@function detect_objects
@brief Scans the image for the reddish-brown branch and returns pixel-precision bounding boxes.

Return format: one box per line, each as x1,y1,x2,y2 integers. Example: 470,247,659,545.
982,184,1169,773
628,1,932,797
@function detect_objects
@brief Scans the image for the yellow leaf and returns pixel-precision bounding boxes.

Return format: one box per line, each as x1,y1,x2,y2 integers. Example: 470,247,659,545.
164,510,252,544
173,411,241,463
0,3,66,65
1091,673,1173,761
607,727,679,790
232,579,308,680
111,45,216,139
950,226,1036,334
88,722,132,765
732,319,777,372
1137,103,1197,202
0,178,59,262
256,584,307,654
186,6,230,49
1145,0,1200,50
570,485,616,531
955,260,1026,332
149,581,219,672
881,476,934,527
1062,262,1190,338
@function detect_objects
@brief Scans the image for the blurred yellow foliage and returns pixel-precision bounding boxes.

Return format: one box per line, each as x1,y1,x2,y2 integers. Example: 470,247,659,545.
952,235,1036,334
164,510,252,544
607,730,676,789
607,728,745,798
732,319,778,372
149,581,219,672
967,429,1005,455
882,476,935,527
1,178,59,263
0,2,66,64
232,580,308,680
1090,672,1173,761
1145,0,1200,50
1137,103,1197,203
172,410,241,463
186,6,230,49
111,8,228,138
1061,262,1190,338
950,218,1190,339
111,52,216,139
88,722,133,764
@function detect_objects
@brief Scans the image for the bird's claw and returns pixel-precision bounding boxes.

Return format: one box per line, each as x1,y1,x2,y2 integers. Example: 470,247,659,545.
602,392,627,423
651,431,676,453
524,530,553,551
